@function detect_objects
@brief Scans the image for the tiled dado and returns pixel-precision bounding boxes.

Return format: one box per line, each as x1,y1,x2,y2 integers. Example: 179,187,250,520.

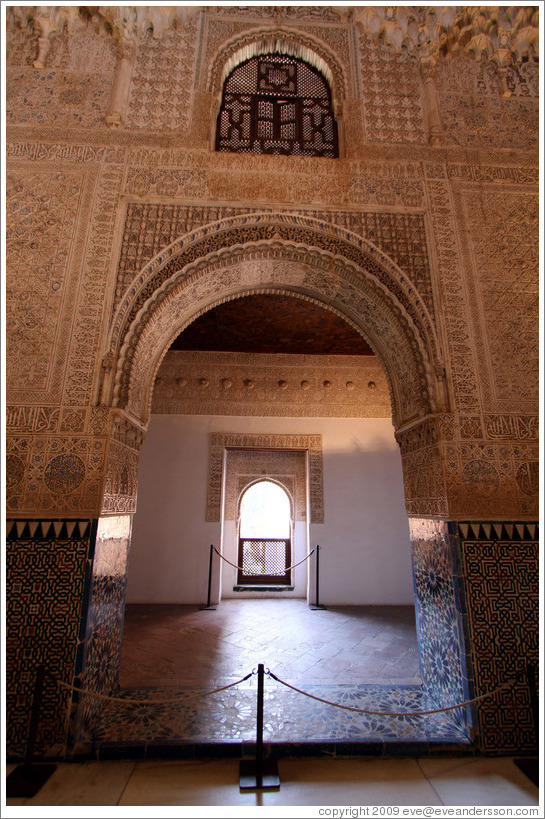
5,518,96,759
410,519,539,754
5,515,132,761
410,519,471,739
75,515,132,747
456,521,539,753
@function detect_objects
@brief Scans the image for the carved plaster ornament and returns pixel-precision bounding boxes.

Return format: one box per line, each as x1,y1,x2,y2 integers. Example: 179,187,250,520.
351,4,538,67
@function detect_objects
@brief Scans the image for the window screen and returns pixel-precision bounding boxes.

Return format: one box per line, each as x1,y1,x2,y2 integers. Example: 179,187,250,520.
216,54,339,158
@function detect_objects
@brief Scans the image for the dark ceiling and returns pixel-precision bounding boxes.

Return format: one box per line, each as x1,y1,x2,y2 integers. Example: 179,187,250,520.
169,294,374,356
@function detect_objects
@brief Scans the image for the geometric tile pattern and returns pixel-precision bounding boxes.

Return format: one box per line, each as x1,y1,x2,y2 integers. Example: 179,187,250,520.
81,682,470,750
5,520,95,758
458,523,539,753
74,601,469,752
410,519,470,736
76,516,131,747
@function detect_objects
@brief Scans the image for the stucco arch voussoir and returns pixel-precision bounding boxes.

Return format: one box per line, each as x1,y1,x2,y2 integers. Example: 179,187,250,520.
116,248,432,429
109,215,442,376
207,25,349,103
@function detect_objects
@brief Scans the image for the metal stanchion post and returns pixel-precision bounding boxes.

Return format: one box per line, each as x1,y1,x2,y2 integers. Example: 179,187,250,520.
239,664,280,790
309,544,326,610
6,665,58,797
200,544,217,610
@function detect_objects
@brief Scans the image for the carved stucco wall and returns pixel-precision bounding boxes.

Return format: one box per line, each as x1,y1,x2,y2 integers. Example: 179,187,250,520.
5,6,539,757
153,350,391,419
226,450,306,524
107,219,441,433
5,0,538,544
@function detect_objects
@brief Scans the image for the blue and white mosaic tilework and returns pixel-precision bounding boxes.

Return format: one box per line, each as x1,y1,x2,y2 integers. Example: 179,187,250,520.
75,515,132,744
410,519,470,736
77,678,470,752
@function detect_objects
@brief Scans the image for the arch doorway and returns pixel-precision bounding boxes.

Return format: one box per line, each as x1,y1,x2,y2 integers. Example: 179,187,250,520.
83,215,471,750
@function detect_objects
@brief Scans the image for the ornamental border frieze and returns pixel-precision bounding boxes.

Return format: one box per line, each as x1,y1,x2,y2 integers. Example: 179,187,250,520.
152,350,391,419
425,177,479,415
484,415,538,440
63,162,125,407
6,142,127,164
447,164,539,185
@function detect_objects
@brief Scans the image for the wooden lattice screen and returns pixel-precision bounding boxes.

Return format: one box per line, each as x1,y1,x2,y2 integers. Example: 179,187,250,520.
216,54,338,158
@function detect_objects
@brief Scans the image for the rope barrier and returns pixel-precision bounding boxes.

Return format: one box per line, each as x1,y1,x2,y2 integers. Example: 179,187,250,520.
213,545,315,573
266,670,518,717
53,671,253,705
50,664,518,718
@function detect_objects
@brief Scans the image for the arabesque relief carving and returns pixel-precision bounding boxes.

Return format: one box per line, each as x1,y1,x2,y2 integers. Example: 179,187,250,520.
4,6,538,523
114,203,434,317
207,433,323,524
454,187,539,412
5,6,540,764
107,213,443,428
152,351,391,419
224,450,306,522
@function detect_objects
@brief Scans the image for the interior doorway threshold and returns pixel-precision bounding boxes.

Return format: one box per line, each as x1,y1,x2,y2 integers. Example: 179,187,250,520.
77,682,472,759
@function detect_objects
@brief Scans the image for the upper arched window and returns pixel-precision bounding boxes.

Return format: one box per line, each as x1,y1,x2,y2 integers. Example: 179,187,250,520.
239,480,291,539
215,54,339,158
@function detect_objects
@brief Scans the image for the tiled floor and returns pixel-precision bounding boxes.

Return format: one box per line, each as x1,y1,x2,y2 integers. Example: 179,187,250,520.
4,755,540,809
119,599,422,688
77,600,470,750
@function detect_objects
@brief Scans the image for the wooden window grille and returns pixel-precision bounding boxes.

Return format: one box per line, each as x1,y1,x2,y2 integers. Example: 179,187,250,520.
216,54,338,158
237,538,291,586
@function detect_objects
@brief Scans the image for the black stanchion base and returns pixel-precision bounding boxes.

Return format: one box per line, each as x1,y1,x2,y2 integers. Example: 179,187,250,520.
309,604,327,610
199,604,217,610
6,763,58,798
514,757,539,787
239,758,280,790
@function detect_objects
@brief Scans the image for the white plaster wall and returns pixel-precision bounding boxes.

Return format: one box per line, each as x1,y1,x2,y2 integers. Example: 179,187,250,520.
126,415,413,604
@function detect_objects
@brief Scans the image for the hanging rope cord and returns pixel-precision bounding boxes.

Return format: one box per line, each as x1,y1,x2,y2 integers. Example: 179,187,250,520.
213,545,315,573
46,665,518,717
266,670,518,717
50,670,254,705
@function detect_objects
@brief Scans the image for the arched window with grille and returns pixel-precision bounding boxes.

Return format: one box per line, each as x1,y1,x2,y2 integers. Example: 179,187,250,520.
237,480,292,586
215,54,339,158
